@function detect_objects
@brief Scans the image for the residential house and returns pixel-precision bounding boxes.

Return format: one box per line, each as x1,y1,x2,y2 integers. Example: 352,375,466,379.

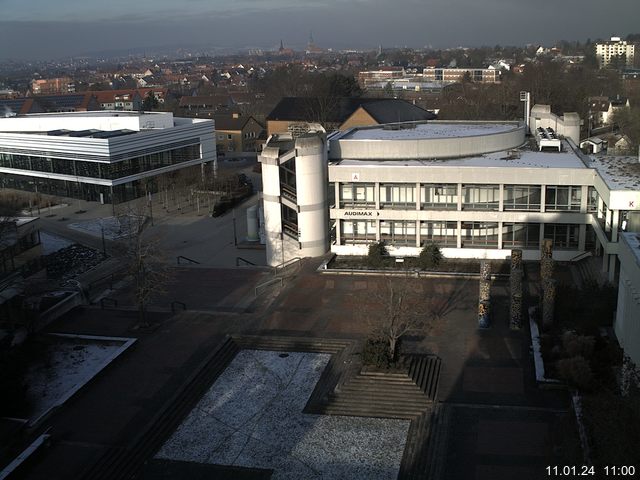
266,97,436,136
214,113,264,154
93,90,143,111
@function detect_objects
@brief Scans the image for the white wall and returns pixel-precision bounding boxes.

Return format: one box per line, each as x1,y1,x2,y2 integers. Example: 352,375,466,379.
615,233,640,366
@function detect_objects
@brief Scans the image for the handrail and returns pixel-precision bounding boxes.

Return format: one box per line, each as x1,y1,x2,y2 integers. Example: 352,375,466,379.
273,257,301,276
236,257,257,267
254,277,283,297
100,297,118,309
176,255,200,265
569,251,593,262
88,267,128,291
171,301,187,312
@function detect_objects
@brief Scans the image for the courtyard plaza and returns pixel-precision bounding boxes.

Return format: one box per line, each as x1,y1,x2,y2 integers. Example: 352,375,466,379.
8,247,575,480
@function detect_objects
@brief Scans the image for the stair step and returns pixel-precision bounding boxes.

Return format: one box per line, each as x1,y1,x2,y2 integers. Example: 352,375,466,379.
320,408,419,420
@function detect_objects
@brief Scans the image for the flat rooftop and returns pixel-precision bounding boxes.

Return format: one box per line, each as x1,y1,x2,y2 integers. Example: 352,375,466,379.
338,121,520,141
589,155,640,191
333,140,588,170
0,111,178,134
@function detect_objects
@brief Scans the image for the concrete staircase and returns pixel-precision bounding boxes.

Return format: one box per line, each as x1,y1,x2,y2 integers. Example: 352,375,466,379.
318,356,441,420
81,336,240,480
572,256,605,287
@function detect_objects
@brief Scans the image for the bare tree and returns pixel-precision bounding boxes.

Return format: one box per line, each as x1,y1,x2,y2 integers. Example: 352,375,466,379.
115,200,170,326
360,275,429,361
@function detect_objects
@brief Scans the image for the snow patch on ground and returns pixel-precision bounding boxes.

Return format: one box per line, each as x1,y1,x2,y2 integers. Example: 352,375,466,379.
157,350,410,480
40,231,73,255
26,340,123,421
68,215,145,240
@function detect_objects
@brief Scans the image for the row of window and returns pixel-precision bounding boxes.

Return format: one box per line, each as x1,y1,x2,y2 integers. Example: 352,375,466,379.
0,144,201,181
336,183,598,212
340,220,583,249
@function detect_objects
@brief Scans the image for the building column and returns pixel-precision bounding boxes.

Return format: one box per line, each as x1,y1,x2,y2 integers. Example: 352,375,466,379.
334,182,340,208
608,255,617,283
540,184,546,213
611,210,620,242
335,219,341,246
597,197,604,220
498,221,503,250
457,183,463,211
539,223,546,259
498,184,504,211
580,185,588,213
578,224,587,251
416,182,420,211
457,220,462,249
375,219,381,241
375,182,380,210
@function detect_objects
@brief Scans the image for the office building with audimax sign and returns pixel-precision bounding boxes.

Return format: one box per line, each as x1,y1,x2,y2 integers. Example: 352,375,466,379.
0,111,215,204
259,111,640,284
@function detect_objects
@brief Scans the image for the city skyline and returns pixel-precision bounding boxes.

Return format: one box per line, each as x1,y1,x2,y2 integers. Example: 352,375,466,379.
1,0,639,60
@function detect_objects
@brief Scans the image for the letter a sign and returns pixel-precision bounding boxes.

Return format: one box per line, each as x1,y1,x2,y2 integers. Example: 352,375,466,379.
351,173,360,181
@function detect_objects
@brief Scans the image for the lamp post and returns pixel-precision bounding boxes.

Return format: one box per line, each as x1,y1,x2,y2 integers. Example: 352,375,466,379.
232,208,238,246
101,223,107,257
148,191,154,226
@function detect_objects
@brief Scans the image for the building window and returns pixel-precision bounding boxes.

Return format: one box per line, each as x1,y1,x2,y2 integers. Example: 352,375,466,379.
341,220,376,244
502,223,541,248
503,185,541,211
279,158,296,201
281,205,298,239
419,221,457,246
544,224,579,249
461,222,499,247
380,220,415,246
227,134,232,140
462,184,499,210
587,186,598,213
421,184,458,209
545,186,581,211
339,183,375,208
380,184,415,209
218,134,224,140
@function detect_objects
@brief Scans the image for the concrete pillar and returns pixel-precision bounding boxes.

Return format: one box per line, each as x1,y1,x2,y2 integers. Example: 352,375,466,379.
498,221,503,250
335,219,342,246
543,279,557,329
416,182,420,211
457,220,462,248
498,184,504,211
375,182,380,210
578,224,587,251
457,183,463,211
609,255,617,283
597,197,604,220
479,260,491,328
540,184,546,213
334,182,340,208
612,210,620,242
580,185,588,213
415,220,420,247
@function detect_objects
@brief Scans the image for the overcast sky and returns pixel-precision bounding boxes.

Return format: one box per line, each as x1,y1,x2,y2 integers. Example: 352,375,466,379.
0,0,639,60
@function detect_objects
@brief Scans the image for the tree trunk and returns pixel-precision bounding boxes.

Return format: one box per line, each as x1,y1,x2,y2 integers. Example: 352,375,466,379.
389,336,397,362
